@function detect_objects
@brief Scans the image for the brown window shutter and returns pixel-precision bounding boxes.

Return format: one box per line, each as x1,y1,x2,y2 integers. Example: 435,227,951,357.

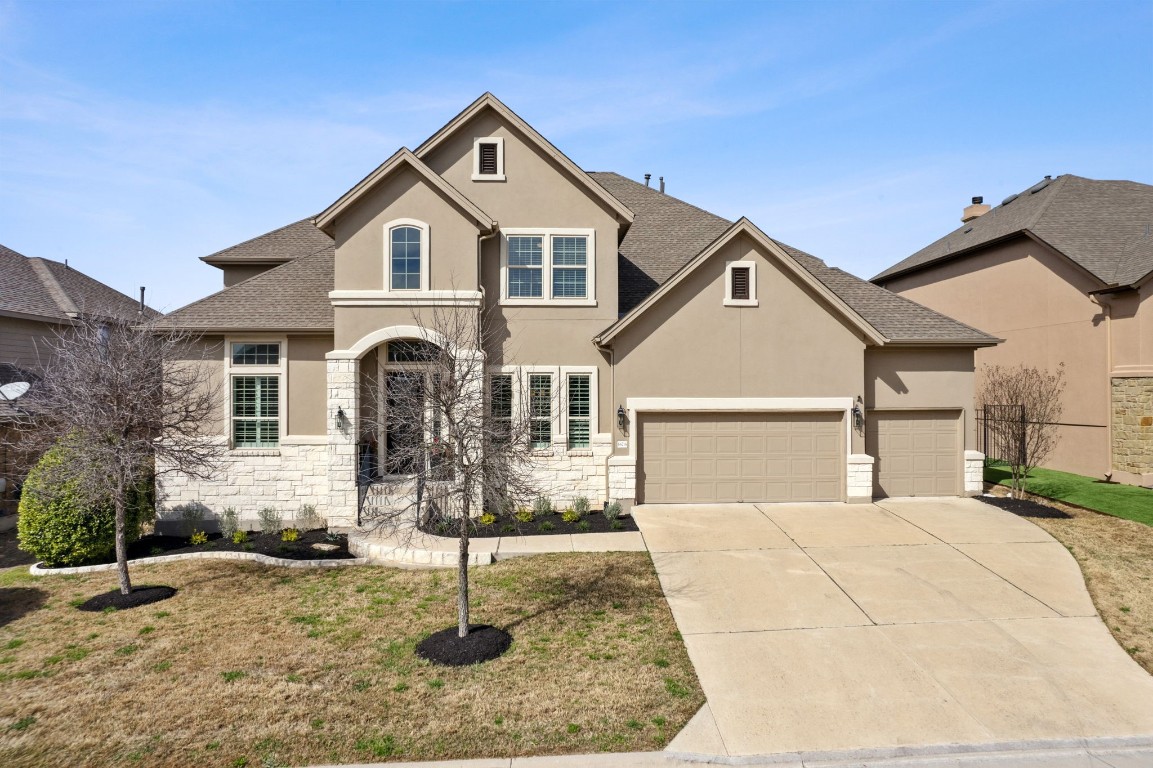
731,267,750,300
478,143,498,175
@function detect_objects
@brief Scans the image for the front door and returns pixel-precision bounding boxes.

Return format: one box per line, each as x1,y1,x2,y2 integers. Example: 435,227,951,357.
384,371,425,475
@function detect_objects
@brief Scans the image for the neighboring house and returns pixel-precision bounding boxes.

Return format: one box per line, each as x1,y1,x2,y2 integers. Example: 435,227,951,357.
874,175,1153,487
0,243,155,522
155,93,997,529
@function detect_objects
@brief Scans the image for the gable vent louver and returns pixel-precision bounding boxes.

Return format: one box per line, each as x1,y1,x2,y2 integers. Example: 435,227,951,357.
478,143,499,175
731,266,750,301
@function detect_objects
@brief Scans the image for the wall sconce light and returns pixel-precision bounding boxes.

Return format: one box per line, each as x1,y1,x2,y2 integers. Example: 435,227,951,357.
852,396,864,432
616,405,626,431
335,407,346,430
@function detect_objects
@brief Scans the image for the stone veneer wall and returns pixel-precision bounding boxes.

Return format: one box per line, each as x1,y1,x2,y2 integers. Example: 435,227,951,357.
847,454,874,502
520,434,614,509
964,450,985,495
1112,377,1153,474
156,443,329,533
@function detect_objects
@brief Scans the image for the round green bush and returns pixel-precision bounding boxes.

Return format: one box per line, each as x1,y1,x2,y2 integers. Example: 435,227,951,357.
17,442,152,567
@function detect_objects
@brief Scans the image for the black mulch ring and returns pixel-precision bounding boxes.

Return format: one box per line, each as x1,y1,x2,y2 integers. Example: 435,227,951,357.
415,624,512,667
421,510,639,539
978,494,1072,519
76,585,177,612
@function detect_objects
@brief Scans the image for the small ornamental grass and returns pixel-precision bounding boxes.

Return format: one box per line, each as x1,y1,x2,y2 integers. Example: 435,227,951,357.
281,528,300,543
190,530,208,546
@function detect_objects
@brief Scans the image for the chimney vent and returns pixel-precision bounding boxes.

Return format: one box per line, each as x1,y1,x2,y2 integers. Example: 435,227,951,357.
659,176,665,194
962,196,990,223
139,287,146,315
644,173,651,187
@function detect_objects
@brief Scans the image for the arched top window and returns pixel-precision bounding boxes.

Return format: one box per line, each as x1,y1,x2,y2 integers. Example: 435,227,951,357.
385,219,429,292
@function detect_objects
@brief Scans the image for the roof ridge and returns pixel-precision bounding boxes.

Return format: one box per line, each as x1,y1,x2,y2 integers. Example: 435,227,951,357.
589,171,731,226
201,217,318,262
28,257,78,317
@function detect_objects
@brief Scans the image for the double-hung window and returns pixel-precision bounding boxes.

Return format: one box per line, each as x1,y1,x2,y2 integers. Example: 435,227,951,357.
501,229,595,304
384,219,429,292
230,342,281,448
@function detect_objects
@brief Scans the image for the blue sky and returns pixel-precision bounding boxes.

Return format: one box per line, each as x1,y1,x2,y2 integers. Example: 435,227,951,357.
1,0,1150,313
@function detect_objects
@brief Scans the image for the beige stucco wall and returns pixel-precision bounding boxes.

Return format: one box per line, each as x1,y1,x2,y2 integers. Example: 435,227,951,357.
611,235,868,454
221,265,275,288
332,167,482,293
287,335,330,436
881,236,1109,477
864,346,977,449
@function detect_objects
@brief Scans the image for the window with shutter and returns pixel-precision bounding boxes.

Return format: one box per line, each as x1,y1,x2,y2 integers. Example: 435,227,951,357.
731,267,750,300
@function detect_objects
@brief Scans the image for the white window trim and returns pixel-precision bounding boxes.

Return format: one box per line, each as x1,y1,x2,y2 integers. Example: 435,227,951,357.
724,261,758,307
384,218,431,293
561,366,599,450
471,137,506,181
225,335,288,450
486,365,600,452
499,228,597,306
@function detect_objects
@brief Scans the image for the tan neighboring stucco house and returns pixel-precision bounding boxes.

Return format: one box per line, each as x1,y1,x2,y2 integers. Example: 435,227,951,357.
155,93,998,529
874,175,1153,487
0,244,154,524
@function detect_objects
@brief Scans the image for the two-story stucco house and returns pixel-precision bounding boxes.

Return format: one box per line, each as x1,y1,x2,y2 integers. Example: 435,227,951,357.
874,175,1153,487
155,93,998,529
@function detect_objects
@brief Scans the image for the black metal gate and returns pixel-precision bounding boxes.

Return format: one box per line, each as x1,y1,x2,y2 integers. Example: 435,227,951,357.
976,404,1026,467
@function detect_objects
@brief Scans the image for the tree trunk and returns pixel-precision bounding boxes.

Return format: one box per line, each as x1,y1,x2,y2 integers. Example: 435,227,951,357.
457,495,470,638
114,480,132,595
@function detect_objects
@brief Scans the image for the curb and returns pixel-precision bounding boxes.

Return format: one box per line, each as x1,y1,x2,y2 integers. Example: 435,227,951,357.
28,550,369,576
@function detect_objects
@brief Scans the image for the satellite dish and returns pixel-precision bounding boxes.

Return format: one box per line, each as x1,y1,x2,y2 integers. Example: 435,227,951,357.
0,382,30,401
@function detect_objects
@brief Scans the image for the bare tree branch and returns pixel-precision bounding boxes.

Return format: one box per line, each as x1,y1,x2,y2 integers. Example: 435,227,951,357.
978,362,1067,498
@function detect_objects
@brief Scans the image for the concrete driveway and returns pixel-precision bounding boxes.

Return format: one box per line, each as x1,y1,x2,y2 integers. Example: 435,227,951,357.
633,498,1153,761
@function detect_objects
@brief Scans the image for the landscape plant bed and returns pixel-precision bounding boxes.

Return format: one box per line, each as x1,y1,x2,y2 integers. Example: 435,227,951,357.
41,529,353,568
0,553,703,767
978,494,1072,519
422,509,638,539
985,464,1153,526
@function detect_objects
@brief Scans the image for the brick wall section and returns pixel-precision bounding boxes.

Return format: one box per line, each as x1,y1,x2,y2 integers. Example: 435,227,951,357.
1112,377,1153,474
156,443,328,532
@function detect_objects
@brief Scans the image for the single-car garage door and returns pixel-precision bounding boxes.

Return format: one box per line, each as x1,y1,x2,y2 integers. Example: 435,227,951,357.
867,410,959,497
638,412,843,504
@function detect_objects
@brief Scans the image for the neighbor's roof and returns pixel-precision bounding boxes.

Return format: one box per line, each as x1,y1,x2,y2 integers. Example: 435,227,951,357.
873,175,1153,287
591,173,997,345
0,244,156,322
157,240,334,331
200,218,333,266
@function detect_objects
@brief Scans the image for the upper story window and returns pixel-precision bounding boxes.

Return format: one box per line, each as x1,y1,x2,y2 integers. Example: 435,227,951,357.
472,137,505,181
500,229,596,306
724,261,758,307
384,219,430,292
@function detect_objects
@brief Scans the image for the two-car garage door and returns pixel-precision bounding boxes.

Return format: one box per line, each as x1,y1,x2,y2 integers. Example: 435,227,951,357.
638,412,843,503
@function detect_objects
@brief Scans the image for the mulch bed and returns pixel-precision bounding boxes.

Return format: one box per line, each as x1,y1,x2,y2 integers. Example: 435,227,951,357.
420,509,638,538
415,624,513,666
978,494,1072,519
76,585,177,612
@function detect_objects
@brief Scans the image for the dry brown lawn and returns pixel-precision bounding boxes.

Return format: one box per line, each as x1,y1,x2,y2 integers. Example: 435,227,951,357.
1025,504,1153,675
0,552,703,767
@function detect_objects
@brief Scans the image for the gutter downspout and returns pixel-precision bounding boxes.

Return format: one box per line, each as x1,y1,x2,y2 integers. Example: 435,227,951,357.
1091,294,1113,478
477,224,499,350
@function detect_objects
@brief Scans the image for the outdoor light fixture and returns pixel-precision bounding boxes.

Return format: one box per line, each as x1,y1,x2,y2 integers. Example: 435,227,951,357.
335,407,346,430
616,405,626,431
852,396,864,432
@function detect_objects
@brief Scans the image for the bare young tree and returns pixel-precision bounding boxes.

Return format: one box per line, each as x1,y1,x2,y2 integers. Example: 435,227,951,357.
978,362,1067,497
357,302,553,641
8,318,222,594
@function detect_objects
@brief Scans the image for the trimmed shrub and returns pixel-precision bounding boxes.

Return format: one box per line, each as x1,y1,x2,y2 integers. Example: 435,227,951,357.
572,496,591,515
532,496,553,517
257,506,282,535
17,441,151,567
220,507,239,539
603,501,622,522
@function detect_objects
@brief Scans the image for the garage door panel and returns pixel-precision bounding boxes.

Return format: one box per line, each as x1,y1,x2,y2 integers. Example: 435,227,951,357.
639,412,843,503
867,410,959,498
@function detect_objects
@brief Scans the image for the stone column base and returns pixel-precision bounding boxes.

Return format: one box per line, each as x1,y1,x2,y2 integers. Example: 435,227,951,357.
847,453,875,503
964,450,985,496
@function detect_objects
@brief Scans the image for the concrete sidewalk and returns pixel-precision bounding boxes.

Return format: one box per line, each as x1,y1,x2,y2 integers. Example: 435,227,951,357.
634,499,1153,760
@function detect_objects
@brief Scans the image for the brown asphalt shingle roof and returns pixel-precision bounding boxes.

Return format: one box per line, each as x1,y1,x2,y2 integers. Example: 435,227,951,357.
157,244,335,331
0,244,155,321
873,175,1153,287
591,173,996,344
201,218,333,264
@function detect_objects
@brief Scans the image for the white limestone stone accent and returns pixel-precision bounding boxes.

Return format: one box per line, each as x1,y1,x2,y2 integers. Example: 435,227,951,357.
847,453,875,502
327,357,359,529
964,450,985,496
518,434,615,509
607,456,637,504
156,442,328,532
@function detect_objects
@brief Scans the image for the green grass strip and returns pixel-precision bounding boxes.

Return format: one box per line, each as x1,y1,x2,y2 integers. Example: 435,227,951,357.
985,464,1153,526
